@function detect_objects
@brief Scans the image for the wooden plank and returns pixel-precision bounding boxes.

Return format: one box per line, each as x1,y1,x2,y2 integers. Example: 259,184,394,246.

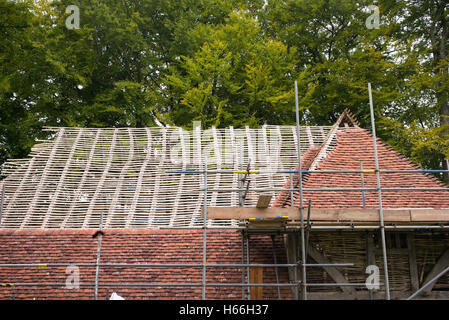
366,232,376,298
256,195,272,208
249,266,263,300
407,234,419,291
247,220,286,229
410,209,449,222
337,209,411,222
308,208,342,221
208,207,297,220
207,207,418,222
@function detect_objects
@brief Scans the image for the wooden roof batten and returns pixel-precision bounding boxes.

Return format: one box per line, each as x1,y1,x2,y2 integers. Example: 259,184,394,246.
0,125,333,229
2,109,449,229
217,110,449,229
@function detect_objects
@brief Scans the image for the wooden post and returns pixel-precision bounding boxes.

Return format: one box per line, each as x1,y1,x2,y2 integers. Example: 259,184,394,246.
286,233,299,299
407,234,419,292
366,232,376,299
0,184,4,225
250,266,263,300
366,232,376,266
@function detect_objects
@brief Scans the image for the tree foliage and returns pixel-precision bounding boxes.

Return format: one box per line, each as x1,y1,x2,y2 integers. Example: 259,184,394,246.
165,13,297,128
0,0,448,179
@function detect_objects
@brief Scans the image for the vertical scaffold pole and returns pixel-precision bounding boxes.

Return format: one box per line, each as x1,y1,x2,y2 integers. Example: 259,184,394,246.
446,159,449,183
239,142,245,299
239,142,243,207
289,172,299,300
246,235,251,300
271,235,281,299
362,161,374,300
305,200,312,260
368,83,390,300
289,172,294,209
241,231,245,299
202,158,208,300
294,81,307,300
0,184,5,225
94,211,104,300
360,161,366,209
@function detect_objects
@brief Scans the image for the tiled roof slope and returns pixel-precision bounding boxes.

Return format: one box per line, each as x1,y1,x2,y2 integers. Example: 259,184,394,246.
273,146,320,207
0,229,292,300
274,127,449,209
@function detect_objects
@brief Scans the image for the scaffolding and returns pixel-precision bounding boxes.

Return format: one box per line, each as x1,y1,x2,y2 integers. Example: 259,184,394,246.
1,83,449,300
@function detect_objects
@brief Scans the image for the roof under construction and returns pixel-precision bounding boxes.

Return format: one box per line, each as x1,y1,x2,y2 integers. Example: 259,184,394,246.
0,123,335,229
2,109,449,300
2,110,448,230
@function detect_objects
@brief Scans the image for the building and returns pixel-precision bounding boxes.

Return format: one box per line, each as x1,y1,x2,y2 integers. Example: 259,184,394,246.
1,111,449,299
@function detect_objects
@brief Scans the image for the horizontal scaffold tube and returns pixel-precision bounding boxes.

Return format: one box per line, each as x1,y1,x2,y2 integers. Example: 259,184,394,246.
158,225,449,230
0,282,383,288
203,187,449,192
292,225,449,230
0,282,299,288
0,263,354,268
166,169,449,175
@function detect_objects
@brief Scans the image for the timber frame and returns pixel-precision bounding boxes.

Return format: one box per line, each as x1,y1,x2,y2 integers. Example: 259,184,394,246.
208,206,449,300
1,105,449,300
249,226,449,300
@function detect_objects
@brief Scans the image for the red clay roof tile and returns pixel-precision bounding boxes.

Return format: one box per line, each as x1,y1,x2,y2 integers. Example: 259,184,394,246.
0,229,292,300
274,128,449,209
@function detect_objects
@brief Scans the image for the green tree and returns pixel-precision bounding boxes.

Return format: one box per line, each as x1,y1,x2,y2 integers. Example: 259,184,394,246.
375,0,449,179
262,0,406,125
165,13,297,128
1,0,448,183
0,0,50,165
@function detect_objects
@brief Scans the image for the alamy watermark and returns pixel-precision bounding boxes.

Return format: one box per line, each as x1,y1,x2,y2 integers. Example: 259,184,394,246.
365,264,380,290
366,5,380,29
167,121,283,170
65,264,80,289
65,5,80,30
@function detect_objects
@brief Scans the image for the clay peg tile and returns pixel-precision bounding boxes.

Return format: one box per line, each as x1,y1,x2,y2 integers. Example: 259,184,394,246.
272,146,321,208
274,127,449,209
0,229,293,300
